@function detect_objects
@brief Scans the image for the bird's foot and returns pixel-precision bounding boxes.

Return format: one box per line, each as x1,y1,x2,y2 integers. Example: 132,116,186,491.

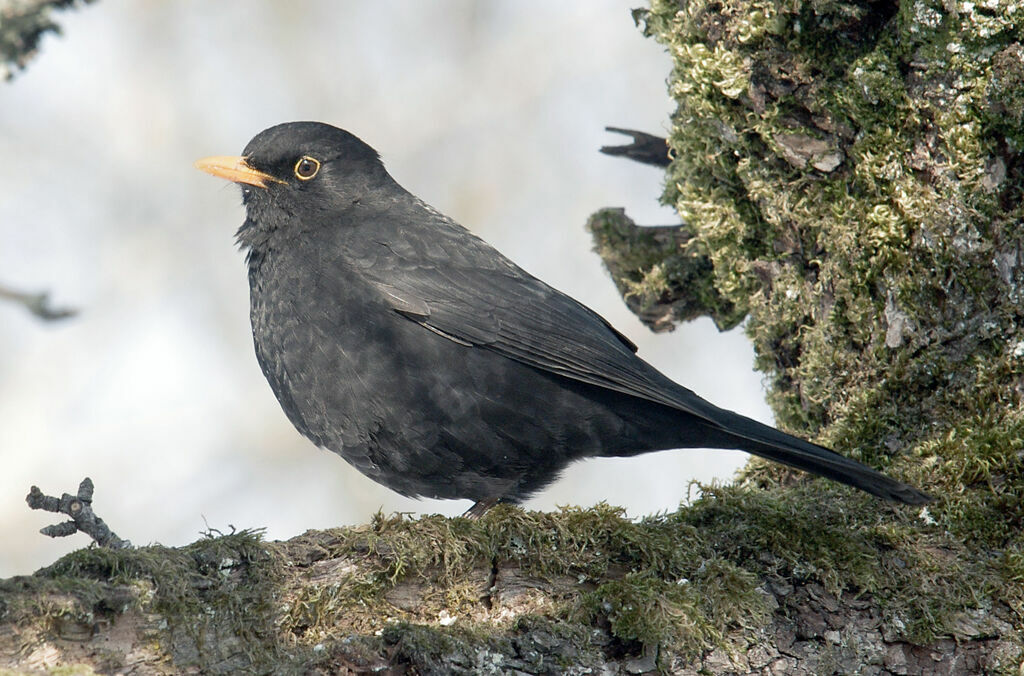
462,497,499,520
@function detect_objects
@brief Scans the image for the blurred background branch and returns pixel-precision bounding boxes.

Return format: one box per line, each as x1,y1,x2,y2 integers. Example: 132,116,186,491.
0,282,76,320
1,0,91,322
0,0,94,79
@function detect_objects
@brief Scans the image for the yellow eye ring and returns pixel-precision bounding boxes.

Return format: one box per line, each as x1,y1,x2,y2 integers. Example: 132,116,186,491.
294,156,320,180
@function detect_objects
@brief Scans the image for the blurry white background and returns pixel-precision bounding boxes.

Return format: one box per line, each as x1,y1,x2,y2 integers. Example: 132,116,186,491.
0,1,769,577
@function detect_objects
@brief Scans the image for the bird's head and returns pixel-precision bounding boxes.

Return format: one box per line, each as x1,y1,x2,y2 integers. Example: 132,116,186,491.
195,121,394,251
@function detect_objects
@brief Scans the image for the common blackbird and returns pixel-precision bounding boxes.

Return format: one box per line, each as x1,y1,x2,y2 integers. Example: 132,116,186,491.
195,121,930,516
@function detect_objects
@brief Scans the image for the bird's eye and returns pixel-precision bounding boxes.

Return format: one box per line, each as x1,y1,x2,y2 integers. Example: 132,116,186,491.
294,156,320,180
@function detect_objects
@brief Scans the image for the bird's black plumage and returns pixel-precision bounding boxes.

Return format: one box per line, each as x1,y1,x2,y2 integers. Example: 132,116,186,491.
196,121,931,515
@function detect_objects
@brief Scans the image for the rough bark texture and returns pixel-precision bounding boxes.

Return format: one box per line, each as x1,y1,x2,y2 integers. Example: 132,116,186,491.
3,0,1024,673
2,504,1019,675
585,0,1024,671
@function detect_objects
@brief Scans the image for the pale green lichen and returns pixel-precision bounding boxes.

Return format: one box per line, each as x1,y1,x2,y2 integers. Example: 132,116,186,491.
630,0,1024,654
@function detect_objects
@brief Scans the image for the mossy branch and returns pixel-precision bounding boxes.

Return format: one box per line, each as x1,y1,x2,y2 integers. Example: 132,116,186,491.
2,498,1018,674
587,208,745,332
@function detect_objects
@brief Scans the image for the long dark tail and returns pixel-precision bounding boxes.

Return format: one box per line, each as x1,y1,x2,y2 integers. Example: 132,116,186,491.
696,408,932,505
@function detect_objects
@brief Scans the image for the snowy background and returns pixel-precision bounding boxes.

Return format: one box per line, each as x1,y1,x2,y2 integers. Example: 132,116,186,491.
0,1,769,576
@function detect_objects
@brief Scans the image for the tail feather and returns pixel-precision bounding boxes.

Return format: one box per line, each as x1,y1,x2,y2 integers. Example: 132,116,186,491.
706,409,932,505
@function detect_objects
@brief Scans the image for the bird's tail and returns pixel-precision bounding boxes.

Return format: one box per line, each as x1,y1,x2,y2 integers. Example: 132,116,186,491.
696,408,932,505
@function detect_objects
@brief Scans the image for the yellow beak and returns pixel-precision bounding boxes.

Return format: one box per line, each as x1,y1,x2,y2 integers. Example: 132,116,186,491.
194,155,282,188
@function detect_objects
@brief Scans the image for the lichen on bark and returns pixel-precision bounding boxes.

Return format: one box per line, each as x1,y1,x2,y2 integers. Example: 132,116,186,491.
634,0,1024,462
587,0,1024,668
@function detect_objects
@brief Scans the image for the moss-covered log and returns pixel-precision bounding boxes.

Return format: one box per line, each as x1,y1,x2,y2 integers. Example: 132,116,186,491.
2,499,1019,674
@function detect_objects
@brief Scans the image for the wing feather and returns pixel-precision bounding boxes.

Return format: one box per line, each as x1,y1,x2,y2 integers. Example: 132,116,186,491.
365,248,712,419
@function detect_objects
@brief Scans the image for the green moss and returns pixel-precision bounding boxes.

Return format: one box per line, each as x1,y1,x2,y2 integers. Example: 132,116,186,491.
2,529,292,673
642,0,1024,451
620,0,1024,655
268,497,1008,659
240,504,761,661
6,490,1018,670
680,483,1010,642
586,208,744,330
577,557,765,655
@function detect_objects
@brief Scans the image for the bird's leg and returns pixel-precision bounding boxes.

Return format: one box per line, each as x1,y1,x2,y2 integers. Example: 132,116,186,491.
462,497,499,520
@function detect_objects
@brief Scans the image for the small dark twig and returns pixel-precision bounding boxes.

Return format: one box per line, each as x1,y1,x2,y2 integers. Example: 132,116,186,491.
600,127,671,167
0,282,77,320
26,478,132,549
199,515,238,539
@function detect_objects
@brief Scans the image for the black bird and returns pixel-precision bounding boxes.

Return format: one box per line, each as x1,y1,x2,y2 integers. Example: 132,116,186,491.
195,122,930,517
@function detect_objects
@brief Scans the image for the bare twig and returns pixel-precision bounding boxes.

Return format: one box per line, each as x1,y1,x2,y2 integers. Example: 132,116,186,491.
600,126,670,167
0,282,76,320
26,477,131,549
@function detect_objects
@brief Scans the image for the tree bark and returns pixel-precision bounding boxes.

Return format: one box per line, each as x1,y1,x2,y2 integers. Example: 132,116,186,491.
2,504,1019,674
